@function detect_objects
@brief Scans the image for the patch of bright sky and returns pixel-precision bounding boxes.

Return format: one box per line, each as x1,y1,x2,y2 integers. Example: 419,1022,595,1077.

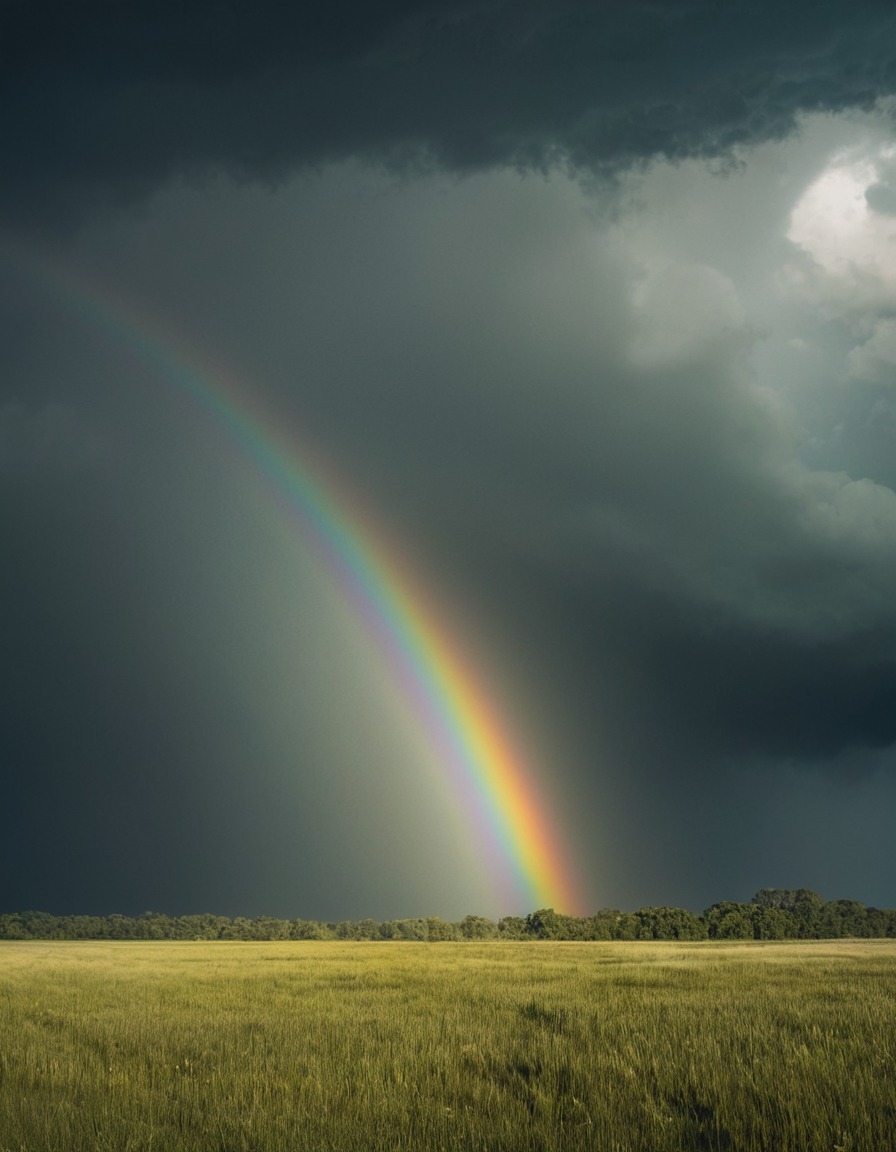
787,144,896,291
612,108,896,484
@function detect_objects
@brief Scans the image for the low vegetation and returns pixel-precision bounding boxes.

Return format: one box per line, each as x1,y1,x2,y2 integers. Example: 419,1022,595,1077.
1,939,894,1150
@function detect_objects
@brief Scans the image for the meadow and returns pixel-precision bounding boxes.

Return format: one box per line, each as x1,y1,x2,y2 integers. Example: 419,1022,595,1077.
0,940,893,1151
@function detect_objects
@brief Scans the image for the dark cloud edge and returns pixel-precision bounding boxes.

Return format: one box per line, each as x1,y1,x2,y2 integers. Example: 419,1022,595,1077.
3,0,896,227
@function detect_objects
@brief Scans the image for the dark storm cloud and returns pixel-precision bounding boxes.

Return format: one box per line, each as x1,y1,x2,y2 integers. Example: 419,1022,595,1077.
5,0,896,915
550,568,896,768
294,170,896,773
4,0,896,226
49,162,896,778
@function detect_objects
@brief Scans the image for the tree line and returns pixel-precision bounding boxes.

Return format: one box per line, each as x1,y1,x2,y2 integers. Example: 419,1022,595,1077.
2,890,895,942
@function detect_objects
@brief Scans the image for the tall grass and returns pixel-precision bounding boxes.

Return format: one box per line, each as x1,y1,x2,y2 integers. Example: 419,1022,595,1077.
1,940,893,1150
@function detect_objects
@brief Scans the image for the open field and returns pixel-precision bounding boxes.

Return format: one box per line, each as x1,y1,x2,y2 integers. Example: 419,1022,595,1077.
0,940,894,1151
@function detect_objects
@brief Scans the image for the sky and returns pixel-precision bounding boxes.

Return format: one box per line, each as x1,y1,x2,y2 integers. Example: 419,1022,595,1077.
4,0,896,921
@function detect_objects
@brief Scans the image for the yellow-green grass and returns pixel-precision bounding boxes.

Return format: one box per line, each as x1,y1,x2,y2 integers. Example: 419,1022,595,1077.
1,940,893,1151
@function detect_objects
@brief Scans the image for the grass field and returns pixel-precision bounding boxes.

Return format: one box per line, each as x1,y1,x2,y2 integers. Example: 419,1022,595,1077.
0,939,893,1151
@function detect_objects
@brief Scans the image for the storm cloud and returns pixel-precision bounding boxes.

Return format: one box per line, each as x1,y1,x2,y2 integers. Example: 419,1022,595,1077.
4,0,896,227
3,4,896,918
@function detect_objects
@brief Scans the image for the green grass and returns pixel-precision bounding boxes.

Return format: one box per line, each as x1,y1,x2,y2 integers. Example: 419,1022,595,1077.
1,940,894,1150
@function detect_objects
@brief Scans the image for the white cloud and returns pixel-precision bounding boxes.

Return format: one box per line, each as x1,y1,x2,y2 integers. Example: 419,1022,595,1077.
786,141,896,313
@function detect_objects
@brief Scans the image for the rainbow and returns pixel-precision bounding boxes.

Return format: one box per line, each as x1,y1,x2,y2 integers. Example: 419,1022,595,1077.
2,236,584,915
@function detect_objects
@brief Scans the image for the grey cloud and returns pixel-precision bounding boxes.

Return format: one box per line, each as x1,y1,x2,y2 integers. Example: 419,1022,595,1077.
61,159,896,771
559,578,896,766
865,180,896,214
560,353,896,760
7,107,896,918
4,0,896,228
293,167,896,765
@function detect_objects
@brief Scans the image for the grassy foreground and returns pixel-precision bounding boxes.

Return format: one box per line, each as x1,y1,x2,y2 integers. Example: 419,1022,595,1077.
0,940,893,1151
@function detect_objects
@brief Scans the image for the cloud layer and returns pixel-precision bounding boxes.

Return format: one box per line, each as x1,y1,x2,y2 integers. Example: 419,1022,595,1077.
4,6,896,916
4,0,896,226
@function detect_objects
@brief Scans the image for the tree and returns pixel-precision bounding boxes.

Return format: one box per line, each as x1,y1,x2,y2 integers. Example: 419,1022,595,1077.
335,918,378,940
635,907,706,941
525,909,568,939
459,915,498,940
749,905,796,940
425,916,458,941
703,902,754,940
865,907,896,938
821,900,868,938
612,912,639,940
583,911,618,941
751,889,825,937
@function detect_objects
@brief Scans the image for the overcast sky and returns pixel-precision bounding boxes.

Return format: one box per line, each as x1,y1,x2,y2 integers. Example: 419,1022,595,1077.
4,0,896,920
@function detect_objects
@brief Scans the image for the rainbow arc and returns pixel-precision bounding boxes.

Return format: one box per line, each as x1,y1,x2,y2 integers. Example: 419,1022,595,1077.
3,237,584,915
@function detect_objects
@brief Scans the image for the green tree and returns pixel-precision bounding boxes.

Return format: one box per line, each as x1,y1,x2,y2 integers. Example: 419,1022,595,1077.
820,900,867,938
612,912,639,940
865,907,896,937
459,915,498,940
425,916,458,941
636,907,706,940
19,911,60,939
289,919,335,940
749,905,796,939
751,889,825,937
582,911,617,940
186,914,229,940
335,919,378,940
703,902,754,940
524,909,567,939
0,915,27,939
379,919,428,940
